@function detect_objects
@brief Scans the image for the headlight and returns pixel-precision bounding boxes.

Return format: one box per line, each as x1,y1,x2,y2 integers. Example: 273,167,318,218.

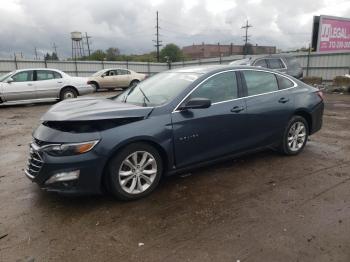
42,140,99,156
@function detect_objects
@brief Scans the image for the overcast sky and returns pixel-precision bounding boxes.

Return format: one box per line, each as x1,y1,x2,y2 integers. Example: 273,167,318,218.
1,0,350,59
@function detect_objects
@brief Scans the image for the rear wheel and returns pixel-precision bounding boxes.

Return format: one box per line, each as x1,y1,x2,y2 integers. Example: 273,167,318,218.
279,116,309,155
106,143,163,200
60,87,77,100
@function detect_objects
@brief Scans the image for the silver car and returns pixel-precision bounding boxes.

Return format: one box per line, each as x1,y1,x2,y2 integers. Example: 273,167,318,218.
0,68,95,104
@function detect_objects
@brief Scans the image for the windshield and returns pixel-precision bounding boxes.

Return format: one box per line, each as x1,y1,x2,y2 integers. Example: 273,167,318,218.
229,58,252,65
92,69,106,77
114,72,201,106
0,71,14,82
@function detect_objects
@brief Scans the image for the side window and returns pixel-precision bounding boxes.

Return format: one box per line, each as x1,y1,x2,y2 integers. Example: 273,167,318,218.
12,71,34,82
108,70,116,76
242,70,279,96
53,71,62,79
254,59,268,68
276,75,294,90
189,71,238,103
36,70,57,81
267,59,284,69
117,69,129,75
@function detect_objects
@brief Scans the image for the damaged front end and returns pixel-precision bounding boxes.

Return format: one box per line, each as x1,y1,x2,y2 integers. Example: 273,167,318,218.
25,97,154,195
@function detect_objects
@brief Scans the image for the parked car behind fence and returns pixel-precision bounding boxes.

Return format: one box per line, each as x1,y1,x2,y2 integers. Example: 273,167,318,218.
88,68,147,91
230,55,303,79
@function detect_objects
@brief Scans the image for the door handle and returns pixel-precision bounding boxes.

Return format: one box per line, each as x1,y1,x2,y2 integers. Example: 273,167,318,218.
27,83,33,86
57,81,63,84
231,106,244,113
278,97,289,103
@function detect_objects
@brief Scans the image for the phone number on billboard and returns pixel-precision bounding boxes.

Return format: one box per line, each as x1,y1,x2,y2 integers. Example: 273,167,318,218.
327,41,350,48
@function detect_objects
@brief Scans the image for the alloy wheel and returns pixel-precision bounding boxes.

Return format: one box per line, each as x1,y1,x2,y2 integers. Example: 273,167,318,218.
118,151,157,194
287,121,306,152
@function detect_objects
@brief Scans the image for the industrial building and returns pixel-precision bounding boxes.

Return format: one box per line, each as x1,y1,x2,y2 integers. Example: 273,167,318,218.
182,43,276,59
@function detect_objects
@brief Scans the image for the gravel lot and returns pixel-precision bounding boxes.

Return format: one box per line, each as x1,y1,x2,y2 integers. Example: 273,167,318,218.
0,91,350,262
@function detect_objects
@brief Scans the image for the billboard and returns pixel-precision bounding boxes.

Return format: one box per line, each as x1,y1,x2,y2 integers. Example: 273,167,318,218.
311,15,350,53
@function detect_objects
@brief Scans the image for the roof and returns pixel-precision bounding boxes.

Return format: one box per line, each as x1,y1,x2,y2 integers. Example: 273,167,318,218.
168,64,278,74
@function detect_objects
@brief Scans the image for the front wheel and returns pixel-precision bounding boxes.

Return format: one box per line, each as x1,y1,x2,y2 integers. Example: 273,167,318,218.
106,143,163,200
279,116,309,155
129,80,140,88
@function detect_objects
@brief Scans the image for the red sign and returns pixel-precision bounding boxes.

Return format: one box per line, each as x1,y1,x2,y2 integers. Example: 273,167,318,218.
318,16,350,52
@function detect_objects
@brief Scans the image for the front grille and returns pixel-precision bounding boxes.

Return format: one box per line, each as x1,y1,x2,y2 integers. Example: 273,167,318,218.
25,143,44,178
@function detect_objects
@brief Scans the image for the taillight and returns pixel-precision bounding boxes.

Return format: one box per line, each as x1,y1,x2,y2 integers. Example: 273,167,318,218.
316,90,324,100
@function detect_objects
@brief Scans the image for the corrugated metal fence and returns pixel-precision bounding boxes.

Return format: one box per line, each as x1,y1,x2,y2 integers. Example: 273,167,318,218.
1,51,349,81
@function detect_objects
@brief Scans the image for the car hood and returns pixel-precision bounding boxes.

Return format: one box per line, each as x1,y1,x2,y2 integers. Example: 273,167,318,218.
41,97,154,121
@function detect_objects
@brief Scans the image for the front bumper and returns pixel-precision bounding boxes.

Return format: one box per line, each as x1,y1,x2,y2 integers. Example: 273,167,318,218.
77,85,95,96
25,141,105,195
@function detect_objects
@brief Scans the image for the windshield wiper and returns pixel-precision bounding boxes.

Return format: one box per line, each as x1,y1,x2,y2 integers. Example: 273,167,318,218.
138,86,150,106
123,85,137,103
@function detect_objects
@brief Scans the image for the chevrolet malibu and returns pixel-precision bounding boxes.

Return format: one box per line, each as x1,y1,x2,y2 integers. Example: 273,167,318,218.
26,65,324,200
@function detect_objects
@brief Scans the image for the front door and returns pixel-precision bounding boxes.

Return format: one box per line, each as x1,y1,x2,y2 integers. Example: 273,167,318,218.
171,71,248,168
1,70,36,102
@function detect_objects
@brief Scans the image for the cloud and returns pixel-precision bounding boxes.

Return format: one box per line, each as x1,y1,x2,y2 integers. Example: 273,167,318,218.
0,0,349,59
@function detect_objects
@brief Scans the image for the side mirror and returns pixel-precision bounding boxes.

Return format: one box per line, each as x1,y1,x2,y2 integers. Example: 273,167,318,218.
179,98,211,110
101,74,105,78
7,77,14,83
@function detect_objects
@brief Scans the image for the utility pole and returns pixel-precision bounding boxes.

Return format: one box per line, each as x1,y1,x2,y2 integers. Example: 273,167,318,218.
52,42,58,56
85,32,92,56
34,47,38,60
153,11,162,62
241,20,252,55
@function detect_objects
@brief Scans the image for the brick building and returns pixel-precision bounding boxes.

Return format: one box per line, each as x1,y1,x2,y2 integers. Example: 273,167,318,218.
182,43,276,59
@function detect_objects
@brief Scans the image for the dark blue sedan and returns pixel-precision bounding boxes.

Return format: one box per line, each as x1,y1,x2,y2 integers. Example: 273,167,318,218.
26,65,324,200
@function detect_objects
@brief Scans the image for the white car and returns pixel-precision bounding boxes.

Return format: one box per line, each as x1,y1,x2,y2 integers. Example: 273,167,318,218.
0,68,95,105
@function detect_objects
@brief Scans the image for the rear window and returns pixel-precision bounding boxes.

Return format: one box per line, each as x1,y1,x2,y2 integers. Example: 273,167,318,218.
267,59,285,69
284,57,301,70
254,59,268,68
277,75,294,90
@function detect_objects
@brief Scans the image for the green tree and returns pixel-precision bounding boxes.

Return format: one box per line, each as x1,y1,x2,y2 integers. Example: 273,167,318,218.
44,52,59,60
106,47,120,61
89,50,106,61
160,44,183,62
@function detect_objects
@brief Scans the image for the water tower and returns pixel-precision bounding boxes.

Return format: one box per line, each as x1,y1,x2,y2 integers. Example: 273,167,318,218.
71,31,84,59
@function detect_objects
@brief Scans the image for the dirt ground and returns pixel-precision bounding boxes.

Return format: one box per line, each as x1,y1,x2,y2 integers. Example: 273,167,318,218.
0,91,350,262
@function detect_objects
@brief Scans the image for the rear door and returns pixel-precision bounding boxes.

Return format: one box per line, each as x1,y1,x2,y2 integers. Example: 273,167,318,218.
172,71,249,168
1,70,36,101
34,70,64,99
240,69,295,148
116,69,131,87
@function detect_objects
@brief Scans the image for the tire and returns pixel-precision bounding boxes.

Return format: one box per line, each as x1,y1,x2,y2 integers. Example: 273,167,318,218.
106,143,163,200
279,116,309,155
60,87,77,100
129,80,140,88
